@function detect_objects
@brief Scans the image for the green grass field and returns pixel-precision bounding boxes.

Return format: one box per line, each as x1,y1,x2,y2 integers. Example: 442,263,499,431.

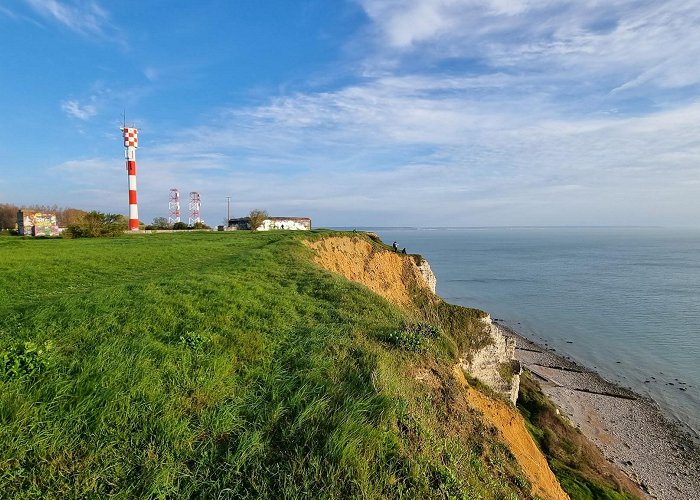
0,231,531,498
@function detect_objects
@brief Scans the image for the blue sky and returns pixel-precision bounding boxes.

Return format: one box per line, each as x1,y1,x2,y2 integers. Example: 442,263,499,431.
2,0,700,227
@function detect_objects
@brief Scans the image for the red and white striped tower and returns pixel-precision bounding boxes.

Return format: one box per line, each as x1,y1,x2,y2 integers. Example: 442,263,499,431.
122,126,139,231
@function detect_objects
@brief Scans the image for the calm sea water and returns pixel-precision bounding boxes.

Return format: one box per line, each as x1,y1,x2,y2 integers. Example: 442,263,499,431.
370,227,700,437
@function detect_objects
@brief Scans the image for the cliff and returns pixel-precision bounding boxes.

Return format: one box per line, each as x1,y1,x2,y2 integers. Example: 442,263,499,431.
305,234,567,500
305,235,521,403
461,315,522,405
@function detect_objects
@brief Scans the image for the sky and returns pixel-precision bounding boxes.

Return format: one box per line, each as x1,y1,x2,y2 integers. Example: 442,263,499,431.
2,0,700,227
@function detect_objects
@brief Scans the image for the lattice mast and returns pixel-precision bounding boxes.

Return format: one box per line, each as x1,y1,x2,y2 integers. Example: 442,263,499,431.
188,192,201,226
121,126,139,231
168,188,181,224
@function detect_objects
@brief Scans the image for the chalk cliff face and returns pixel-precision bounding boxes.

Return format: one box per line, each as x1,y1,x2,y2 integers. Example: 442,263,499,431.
461,315,522,404
413,256,437,294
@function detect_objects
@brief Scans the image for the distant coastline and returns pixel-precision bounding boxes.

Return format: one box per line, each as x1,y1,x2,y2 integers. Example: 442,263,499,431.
333,225,670,230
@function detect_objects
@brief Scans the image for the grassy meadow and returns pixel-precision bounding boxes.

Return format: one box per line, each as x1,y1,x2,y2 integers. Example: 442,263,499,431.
0,231,531,498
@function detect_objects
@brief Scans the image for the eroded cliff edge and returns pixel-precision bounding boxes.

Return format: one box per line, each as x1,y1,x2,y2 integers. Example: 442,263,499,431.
304,235,521,403
304,234,566,500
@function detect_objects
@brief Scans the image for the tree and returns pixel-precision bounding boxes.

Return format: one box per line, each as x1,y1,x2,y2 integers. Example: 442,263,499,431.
59,208,87,226
151,217,171,229
248,209,268,231
63,212,127,238
0,203,19,230
172,222,189,230
191,221,211,230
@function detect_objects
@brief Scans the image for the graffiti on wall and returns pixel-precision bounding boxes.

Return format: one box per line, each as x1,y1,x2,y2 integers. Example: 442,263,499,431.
18,211,60,237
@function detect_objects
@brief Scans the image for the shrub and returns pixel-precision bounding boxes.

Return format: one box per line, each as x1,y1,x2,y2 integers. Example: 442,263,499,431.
63,211,127,238
172,222,189,230
386,323,440,352
248,209,268,231
151,217,171,230
498,362,514,383
1,340,53,381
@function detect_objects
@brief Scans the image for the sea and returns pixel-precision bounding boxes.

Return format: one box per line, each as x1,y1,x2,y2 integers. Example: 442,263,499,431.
366,227,700,438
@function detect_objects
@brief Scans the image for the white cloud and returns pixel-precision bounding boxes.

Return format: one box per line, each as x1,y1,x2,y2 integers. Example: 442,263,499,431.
34,1,700,226
143,67,159,82
61,100,97,120
358,0,700,93
130,67,700,226
24,0,109,36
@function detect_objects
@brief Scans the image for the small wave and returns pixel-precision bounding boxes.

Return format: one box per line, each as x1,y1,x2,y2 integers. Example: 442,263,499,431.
448,278,533,283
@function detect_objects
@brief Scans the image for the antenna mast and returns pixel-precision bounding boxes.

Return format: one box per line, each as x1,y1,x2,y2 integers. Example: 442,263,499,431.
168,188,181,224
188,192,201,226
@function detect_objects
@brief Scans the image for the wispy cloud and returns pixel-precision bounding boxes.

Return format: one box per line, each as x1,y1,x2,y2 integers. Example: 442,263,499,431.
0,5,17,19
37,1,700,226
58,79,153,122
61,99,97,120
24,0,109,36
0,4,44,27
358,0,700,94
138,67,700,225
143,67,159,82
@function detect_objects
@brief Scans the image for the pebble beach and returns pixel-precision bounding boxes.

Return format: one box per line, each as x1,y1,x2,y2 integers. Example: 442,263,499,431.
496,321,700,500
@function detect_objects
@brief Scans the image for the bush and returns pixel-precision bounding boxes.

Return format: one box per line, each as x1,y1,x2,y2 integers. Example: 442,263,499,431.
386,323,440,352
150,217,171,230
1,341,53,381
248,209,268,231
172,222,189,230
63,211,127,238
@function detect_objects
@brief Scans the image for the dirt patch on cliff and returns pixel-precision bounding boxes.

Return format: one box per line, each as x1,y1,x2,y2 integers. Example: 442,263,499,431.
454,367,569,500
304,236,431,308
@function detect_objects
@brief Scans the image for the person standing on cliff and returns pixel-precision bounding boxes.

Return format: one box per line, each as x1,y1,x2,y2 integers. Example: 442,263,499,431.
392,241,398,252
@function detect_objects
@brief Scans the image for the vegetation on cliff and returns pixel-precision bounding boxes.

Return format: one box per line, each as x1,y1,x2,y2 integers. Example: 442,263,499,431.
518,372,642,499
0,230,546,498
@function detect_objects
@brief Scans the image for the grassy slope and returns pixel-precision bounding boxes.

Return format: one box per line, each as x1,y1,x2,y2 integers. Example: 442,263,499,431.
0,232,531,498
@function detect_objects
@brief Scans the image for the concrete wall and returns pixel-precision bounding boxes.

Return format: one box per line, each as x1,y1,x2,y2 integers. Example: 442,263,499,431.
17,211,60,237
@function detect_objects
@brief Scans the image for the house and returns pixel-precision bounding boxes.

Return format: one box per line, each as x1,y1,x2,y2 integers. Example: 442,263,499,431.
228,216,311,231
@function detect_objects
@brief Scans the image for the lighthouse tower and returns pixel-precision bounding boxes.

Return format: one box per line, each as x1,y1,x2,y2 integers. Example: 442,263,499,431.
122,126,139,231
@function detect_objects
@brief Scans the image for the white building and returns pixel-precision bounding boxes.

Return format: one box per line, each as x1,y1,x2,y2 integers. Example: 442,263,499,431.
228,216,311,231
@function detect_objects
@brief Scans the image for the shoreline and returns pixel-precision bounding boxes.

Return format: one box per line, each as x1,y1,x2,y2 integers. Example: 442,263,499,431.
495,320,700,499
